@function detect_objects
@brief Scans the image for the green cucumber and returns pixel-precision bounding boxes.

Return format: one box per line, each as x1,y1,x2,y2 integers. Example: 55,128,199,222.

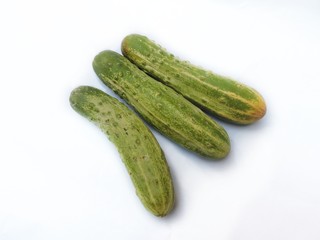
92,51,230,159
121,34,266,125
69,86,174,217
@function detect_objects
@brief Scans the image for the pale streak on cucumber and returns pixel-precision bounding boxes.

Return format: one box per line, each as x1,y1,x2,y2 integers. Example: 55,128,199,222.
69,86,174,217
140,51,256,108
132,50,258,117
122,34,266,124
92,51,230,159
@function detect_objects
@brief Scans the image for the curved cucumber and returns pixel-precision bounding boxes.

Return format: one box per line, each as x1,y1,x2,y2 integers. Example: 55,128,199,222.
92,51,230,159
70,86,174,217
121,34,266,124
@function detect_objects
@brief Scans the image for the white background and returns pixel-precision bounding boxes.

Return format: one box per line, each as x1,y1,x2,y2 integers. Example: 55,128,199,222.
1,0,320,239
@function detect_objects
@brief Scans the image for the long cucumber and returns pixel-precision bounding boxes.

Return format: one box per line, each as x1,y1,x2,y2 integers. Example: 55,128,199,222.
93,51,230,159
70,86,174,217
121,34,266,124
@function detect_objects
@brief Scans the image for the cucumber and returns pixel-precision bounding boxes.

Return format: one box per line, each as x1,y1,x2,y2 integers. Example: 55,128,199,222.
92,51,230,159
121,34,266,124
69,86,174,217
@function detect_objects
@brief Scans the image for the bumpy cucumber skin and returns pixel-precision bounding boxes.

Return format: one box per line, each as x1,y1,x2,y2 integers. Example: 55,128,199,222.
70,86,174,217
121,34,266,125
92,51,230,159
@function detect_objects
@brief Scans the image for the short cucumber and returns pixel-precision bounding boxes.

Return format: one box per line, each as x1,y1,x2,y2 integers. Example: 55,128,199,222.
69,86,174,217
92,51,230,159
121,34,266,124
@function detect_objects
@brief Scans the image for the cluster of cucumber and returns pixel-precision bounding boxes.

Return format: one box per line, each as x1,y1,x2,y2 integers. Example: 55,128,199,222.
70,34,266,217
